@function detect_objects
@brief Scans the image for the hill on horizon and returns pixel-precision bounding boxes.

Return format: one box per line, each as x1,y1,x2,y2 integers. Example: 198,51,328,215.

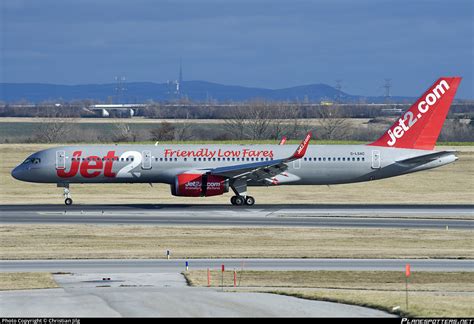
0,80,410,104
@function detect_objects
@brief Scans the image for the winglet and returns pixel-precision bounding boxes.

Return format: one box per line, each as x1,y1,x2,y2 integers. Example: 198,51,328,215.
291,132,312,159
279,136,287,145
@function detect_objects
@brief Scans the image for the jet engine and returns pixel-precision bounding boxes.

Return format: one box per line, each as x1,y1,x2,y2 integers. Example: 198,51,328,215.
171,173,229,197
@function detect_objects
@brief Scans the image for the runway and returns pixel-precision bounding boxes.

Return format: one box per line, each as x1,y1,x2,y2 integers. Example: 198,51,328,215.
1,258,472,273
1,204,473,229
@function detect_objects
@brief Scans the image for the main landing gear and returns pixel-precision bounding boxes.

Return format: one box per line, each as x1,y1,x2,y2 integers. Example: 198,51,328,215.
230,195,255,206
59,183,73,206
229,178,255,206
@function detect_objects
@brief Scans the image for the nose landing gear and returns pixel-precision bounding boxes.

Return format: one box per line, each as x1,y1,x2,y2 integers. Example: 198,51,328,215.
59,183,73,206
65,197,73,206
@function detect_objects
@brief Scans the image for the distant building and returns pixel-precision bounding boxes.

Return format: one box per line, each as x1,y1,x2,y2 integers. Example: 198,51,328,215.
320,101,334,106
87,103,148,117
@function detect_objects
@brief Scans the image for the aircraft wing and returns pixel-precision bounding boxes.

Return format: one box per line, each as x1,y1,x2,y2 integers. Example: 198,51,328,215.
206,132,311,181
396,151,456,165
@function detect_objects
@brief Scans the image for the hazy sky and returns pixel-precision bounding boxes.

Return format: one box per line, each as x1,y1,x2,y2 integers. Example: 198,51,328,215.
1,0,473,98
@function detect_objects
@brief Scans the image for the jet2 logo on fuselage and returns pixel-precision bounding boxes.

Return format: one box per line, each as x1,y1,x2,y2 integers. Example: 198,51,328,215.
57,150,142,179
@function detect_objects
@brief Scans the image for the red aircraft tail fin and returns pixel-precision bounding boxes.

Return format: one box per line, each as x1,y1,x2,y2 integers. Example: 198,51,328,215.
369,77,462,150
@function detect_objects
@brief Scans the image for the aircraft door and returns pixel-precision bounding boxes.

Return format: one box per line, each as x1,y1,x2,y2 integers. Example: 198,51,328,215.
292,159,301,170
56,150,66,170
371,150,381,169
142,150,152,170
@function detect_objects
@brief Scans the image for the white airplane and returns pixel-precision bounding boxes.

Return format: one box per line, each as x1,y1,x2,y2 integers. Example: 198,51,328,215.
12,77,462,206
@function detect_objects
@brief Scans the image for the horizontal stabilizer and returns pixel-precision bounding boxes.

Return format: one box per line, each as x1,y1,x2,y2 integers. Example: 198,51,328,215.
396,151,456,165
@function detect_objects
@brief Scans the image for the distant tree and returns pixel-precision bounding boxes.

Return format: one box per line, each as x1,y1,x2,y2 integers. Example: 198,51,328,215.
35,118,73,143
224,101,311,140
112,122,138,142
316,105,352,140
149,121,176,141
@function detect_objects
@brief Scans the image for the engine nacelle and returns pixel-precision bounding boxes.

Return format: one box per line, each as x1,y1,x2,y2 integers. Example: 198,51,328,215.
171,173,229,197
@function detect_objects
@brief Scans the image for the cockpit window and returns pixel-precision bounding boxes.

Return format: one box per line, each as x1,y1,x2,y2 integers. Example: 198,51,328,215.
22,158,41,164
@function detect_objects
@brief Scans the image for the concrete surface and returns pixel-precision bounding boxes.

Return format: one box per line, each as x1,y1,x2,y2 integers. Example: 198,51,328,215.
1,204,473,229
1,258,472,273
0,272,394,317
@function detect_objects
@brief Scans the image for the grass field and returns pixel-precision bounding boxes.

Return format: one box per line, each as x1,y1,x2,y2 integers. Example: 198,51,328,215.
0,144,473,205
0,225,472,260
0,272,58,291
184,270,474,317
0,118,376,144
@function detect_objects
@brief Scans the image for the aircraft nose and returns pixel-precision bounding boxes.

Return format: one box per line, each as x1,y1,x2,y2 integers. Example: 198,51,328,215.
11,165,27,181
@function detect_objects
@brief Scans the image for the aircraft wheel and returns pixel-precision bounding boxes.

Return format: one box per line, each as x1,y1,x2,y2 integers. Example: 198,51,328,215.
65,198,73,206
230,196,237,205
244,196,255,206
233,196,244,206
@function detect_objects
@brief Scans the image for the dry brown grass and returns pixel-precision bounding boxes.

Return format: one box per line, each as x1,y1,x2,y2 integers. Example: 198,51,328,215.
275,289,474,318
0,225,472,260
0,272,58,291
185,270,473,291
1,144,473,205
184,270,474,317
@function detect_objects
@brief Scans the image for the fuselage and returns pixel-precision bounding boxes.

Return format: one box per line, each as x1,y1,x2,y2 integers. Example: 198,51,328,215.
11,144,457,186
